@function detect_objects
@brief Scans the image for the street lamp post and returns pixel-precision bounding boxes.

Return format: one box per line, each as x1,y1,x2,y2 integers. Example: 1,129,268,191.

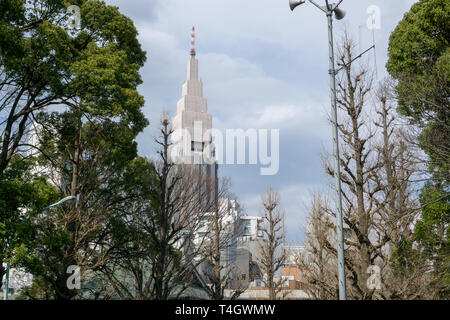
3,195,79,300
289,0,347,300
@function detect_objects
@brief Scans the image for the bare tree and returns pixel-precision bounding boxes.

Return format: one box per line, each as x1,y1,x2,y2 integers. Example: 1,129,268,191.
298,194,339,299
257,187,288,300
327,33,378,299
300,34,424,300
99,116,221,300
371,80,437,299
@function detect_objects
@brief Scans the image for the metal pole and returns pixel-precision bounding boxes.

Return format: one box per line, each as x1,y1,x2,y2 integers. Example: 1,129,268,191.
3,264,9,300
326,8,347,300
3,239,12,300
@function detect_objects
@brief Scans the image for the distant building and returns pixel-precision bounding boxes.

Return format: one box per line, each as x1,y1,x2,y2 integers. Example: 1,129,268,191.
281,245,308,290
172,26,217,213
168,29,308,300
233,216,264,289
171,28,262,295
1,265,33,299
225,245,311,300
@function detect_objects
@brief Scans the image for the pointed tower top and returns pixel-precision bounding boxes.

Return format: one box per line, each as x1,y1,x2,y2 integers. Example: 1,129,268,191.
190,26,196,57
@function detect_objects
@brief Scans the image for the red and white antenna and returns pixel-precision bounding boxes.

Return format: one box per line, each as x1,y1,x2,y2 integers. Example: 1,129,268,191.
190,26,196,56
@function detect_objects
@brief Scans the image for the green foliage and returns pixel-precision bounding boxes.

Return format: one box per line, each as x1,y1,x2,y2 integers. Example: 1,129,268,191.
387,0,449,78
19,113,149,298
15,274,54,300
387,0,449,298
387,0,449,180
0,156,59,265
391,239,421,276
416,183,450,297
0,0,148,299
0,0,148,170
416,183,450,247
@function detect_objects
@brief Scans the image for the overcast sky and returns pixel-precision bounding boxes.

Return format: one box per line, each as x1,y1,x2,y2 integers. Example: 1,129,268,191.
104,0,417,243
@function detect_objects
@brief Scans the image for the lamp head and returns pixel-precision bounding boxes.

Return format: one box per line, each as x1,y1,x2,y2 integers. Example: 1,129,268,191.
289,0,306,11
334,8,346,20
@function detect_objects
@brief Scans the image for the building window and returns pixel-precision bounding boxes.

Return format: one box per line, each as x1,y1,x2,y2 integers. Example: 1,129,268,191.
242,274,246,280
242,220,251,236
191,141,204,152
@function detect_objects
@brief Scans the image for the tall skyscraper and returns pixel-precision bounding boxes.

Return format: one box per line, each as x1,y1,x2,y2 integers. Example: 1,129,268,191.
172,27,218,212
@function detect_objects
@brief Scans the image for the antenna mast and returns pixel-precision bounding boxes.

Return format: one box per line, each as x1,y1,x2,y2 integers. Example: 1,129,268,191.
191,26,196,56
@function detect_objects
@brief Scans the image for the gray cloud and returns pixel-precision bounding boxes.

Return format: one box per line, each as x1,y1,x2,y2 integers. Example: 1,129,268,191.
105,0,162,23
106,0,418,243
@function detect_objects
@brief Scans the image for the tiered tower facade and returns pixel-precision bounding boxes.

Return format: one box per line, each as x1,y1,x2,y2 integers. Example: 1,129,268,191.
172,27,218,212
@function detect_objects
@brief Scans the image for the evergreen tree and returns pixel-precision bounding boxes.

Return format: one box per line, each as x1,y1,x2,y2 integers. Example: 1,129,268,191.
387,0,449,298
0,0,147,299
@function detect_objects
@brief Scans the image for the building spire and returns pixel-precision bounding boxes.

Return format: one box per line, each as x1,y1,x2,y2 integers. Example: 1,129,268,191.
190,26,196,56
